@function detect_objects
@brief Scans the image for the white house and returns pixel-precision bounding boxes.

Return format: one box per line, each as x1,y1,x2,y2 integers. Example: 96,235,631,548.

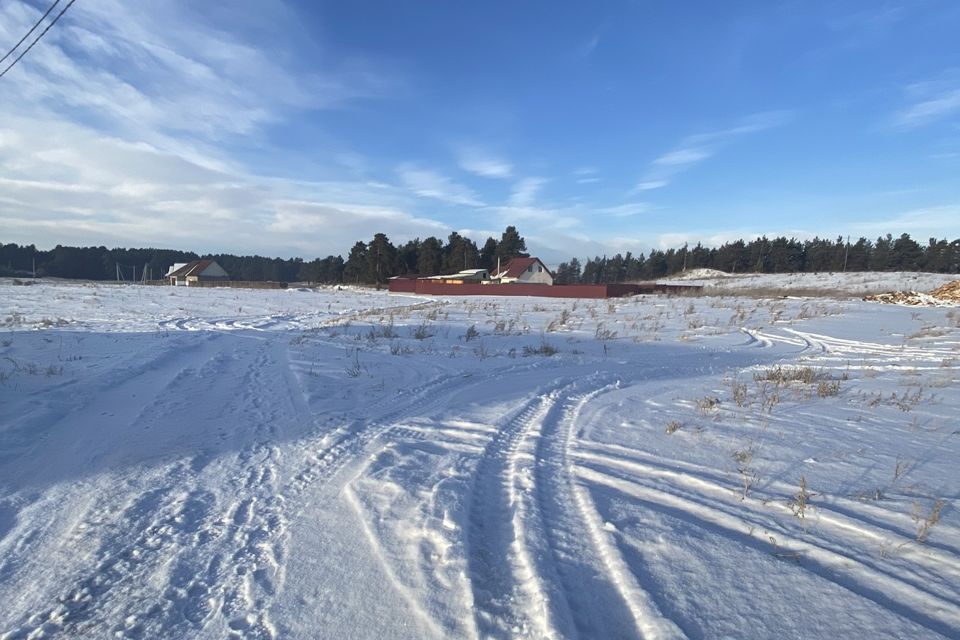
492,257,553,285
167,259,229,286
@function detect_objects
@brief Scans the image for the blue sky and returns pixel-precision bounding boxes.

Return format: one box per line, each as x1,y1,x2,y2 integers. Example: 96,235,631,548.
1,0,959,264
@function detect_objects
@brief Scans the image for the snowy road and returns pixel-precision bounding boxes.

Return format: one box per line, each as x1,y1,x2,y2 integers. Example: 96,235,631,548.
1,279,958,638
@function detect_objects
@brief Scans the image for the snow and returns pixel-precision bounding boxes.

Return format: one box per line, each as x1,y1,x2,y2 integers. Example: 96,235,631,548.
1,275,958,639
672,270,956,296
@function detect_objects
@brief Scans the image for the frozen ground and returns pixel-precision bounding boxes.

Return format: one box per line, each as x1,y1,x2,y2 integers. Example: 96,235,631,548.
0,275,958,639
666,269,956,297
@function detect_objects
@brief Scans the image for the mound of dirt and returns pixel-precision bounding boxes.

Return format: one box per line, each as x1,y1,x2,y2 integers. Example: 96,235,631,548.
864,279,960,306
930,280,960,302
863,291,939,305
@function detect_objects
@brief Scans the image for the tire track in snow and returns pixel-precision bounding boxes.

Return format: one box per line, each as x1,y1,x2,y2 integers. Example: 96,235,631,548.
572,445,960,592
463,374,683,639
283,372,477,499
748,328,957,363
577,442,960,562
575,459,960,638
465,385,565,638
533,380,684,639
282,359,551,502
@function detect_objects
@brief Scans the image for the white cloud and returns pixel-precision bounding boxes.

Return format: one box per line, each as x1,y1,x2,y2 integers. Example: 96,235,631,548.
654,148,713,167
572,167,600,184
893,87,960,129
397,163,485,206
597,203,651,217
0,0,396,150
637,111,791,191
635,180,668,191
0,111,448,257
457,147,513,178
509,177,548,207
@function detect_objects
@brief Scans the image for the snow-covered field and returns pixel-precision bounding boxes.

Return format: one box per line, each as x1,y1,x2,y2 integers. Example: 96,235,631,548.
1,275,958,639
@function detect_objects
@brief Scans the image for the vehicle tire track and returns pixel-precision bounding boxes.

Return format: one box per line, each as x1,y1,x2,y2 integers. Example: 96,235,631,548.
282,359,553,502
576,464,960,638
533,379,684,639
465,384,567,638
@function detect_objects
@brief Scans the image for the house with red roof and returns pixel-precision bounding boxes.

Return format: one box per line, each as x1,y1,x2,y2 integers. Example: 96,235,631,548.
492,257,553,285
166,259,229,286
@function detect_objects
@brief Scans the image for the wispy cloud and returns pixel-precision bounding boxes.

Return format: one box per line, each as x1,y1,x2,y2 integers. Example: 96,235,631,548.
575,32,601,59
457,147,513,178
635,180,668,192
397,163,485,206
509,177,547,207
635,111,791,191
0,111,448,256
0,0,396,148
0,0,422,256
572,166,600,184
597,202,651,217
654,148,713,167
892,73,960,129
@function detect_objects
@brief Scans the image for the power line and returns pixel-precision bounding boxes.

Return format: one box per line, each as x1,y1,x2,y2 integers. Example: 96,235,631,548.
0,0,62,67
0,0,77,82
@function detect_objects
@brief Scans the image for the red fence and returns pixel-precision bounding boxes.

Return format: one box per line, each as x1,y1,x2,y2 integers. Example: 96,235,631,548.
388,279,702,298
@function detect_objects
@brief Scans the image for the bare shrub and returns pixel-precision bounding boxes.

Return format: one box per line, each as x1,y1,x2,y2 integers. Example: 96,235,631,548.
665,420,682,435
594,323,618,341
696,396,720,414
523,337,558,357
733,446,756,500
390,342,412,356
754,365,821,385
787,476,814,521
412,322,434,340
817,380,841,397
893,456,913,482
732,381,748,407
344,349,363,377
464,324,480,342
913,498,946,543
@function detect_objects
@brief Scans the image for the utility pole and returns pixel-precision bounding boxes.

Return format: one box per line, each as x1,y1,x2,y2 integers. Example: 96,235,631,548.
843,235,850,272
116,262,120,283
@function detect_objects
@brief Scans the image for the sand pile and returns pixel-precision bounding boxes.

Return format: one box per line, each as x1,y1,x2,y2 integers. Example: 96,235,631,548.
930,280,960,302
864,280,960,306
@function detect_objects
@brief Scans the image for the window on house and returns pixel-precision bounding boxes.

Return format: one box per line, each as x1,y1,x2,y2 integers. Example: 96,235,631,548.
527,266,532,272
538,266,543,272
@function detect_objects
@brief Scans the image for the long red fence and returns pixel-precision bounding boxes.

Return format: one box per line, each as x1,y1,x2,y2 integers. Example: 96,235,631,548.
388,279,701,298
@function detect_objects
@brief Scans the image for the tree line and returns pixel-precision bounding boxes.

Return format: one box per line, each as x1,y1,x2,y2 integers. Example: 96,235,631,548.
554,234,959,284
0,226,529,284
2,230,957,284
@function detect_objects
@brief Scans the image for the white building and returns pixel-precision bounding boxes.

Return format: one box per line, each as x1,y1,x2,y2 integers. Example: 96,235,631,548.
492,257,553,285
